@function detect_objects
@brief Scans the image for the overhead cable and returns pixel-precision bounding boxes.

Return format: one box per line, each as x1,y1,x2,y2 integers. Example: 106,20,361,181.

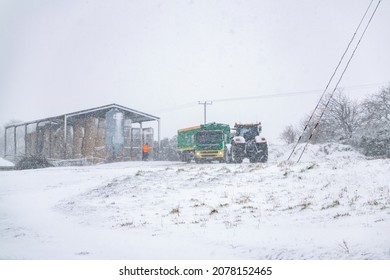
287,0,376,161
296,0,382,163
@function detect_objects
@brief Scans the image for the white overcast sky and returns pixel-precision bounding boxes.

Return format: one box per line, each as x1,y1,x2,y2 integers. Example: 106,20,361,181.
1,0,389,141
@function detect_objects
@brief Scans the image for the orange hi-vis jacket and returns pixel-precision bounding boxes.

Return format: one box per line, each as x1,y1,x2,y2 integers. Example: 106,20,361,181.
143,144,150,153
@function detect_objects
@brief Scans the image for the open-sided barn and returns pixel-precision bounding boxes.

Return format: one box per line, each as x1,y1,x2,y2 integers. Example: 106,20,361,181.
4,104,160,164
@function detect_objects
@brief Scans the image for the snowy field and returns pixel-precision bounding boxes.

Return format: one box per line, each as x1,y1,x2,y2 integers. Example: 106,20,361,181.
0,143,389,260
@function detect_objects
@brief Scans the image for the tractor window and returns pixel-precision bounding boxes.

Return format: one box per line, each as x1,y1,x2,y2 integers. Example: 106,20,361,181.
196,131,223,144
237,126,259,140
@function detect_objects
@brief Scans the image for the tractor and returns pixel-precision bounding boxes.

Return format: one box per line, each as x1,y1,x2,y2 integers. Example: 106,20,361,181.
230,122,268,163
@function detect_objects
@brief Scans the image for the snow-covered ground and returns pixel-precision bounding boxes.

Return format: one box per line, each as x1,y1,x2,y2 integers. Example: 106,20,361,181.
0,143,389,259
0,157,14,167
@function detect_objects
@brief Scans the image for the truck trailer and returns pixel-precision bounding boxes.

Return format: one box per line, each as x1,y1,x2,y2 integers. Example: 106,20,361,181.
177,123,230,163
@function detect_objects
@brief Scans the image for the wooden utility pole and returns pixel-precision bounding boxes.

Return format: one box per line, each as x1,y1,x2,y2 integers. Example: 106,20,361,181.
198,101,212,124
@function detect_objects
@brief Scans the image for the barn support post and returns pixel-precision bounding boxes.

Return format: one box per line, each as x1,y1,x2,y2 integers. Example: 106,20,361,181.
157,119,161,160
63,115,67,159
49,122,52,158
24,124,27,156
35,122,39,155
13,126,17,160
140,122,143,159
4,127,7,158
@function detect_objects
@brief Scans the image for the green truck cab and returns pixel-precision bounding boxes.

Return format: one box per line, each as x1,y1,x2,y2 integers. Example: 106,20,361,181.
177,123,231,163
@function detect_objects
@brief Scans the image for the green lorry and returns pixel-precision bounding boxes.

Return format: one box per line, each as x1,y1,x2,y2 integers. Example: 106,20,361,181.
177,122,231,163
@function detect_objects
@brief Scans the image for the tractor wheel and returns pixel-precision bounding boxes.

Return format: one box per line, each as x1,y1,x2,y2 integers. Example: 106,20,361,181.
231,147,243,163
256,144,268,163
232,154,243,163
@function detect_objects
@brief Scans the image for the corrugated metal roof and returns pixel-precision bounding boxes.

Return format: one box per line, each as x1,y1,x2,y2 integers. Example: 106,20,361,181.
5,104,159,128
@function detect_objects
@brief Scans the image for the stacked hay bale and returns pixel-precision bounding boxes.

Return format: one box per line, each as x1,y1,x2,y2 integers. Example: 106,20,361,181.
49,124,72,159
94,118,107,163
73,120,84,158
51,125,65,159
25,131,37,156
65,125,73,159
42,124,52,157
122,119,132,160
130,128,142,160
82,117,98,160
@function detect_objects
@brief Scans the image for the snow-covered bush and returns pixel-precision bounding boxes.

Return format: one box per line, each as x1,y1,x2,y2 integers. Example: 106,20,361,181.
279,125,298,144
358,128,390,157
15,155,54,170
357,86,390,157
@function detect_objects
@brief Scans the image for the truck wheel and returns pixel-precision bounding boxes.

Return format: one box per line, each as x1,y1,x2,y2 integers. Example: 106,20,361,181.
182,151,192,163
179,152,186,162
220,148,229,163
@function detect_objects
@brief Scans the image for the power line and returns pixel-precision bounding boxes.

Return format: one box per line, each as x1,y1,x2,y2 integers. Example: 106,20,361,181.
295,0,383,163
211,82,387,103
287,0,376,162
156,82,388,114
157,101,198,114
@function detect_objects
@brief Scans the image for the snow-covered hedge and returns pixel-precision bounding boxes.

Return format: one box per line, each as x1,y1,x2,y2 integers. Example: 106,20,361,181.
15,155,53,170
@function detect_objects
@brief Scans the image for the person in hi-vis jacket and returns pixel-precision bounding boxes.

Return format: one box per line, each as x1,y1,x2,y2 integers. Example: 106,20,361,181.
142,143,150,161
